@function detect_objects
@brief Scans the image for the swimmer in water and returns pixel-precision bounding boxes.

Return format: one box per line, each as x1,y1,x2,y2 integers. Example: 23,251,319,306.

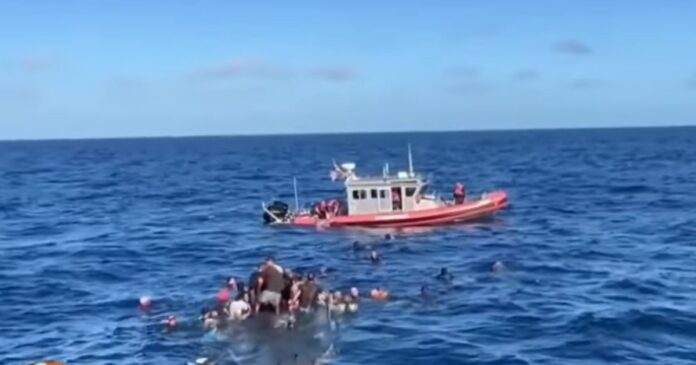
492,260,506,273
227,293,251,321
138,296,152,311
203,309,220,330
352,241,362,251
420,285,435,303
384,233,393,240
344,295,358,313
316,291,329,307
436,267,454,282
163,315,177,332
370,287,389,300
216,286,231,302
329,291,346,314
216,277,234,315
369,250,382,264
226,276,237,291
350,287,359,300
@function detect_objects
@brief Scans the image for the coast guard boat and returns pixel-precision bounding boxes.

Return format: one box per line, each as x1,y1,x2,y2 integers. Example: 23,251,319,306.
262,147,508,228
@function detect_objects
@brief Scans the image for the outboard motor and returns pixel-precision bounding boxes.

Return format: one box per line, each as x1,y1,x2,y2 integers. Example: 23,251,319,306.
263,201,289,224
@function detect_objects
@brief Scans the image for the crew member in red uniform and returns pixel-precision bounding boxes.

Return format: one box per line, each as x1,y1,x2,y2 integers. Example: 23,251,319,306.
453,182,466,204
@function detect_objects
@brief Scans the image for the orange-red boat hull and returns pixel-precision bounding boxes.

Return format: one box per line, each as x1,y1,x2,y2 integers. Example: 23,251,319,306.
290,191,508,228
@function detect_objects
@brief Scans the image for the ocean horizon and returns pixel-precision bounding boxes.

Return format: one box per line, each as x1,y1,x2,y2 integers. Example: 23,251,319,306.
2,124,695,143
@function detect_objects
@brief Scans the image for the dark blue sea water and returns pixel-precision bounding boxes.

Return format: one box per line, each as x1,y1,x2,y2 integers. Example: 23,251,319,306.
2,127,696,365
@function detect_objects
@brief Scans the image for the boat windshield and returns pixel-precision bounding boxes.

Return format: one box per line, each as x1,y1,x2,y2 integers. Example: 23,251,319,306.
419,184,431,196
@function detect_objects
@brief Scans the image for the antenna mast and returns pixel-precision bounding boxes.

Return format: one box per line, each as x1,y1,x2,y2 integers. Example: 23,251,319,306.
293,176,300,211
408,144,414,177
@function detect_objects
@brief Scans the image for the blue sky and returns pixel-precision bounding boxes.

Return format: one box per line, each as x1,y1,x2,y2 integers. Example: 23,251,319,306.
1,0,695,139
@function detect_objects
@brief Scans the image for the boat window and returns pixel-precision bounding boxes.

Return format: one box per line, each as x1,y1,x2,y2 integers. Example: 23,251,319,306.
352,190,360,200
371,189,378,199
420,184,430,195
380,190,387,199
405,187,417,197
359,190,367,199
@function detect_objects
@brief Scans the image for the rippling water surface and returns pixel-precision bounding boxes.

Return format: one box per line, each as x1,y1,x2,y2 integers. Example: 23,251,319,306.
2,128,696,365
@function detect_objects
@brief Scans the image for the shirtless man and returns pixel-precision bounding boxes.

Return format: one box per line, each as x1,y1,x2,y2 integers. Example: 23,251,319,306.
298,273,321,311
256,256,285,315
287,274,303,312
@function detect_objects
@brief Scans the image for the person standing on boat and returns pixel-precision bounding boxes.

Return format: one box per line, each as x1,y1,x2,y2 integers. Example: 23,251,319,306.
318,201,328,219
298,273,321,311
256,256,285,315
247,267,262,313
453,182,466,205
392,189,402,211
327,199,340,217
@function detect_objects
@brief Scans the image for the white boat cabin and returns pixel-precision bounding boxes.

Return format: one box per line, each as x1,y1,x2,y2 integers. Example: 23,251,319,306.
340,164,443,216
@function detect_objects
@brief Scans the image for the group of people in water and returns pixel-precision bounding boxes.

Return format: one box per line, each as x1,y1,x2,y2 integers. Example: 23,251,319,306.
149,254,391,334
197,255,365,331
143,232,505,333
138,232,507,365
213,255,393,328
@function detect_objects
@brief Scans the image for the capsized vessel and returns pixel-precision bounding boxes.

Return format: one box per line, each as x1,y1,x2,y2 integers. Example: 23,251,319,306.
262,147,508,228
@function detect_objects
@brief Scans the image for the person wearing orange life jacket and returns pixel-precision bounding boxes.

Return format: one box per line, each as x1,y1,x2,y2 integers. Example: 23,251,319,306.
453,182,466,205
